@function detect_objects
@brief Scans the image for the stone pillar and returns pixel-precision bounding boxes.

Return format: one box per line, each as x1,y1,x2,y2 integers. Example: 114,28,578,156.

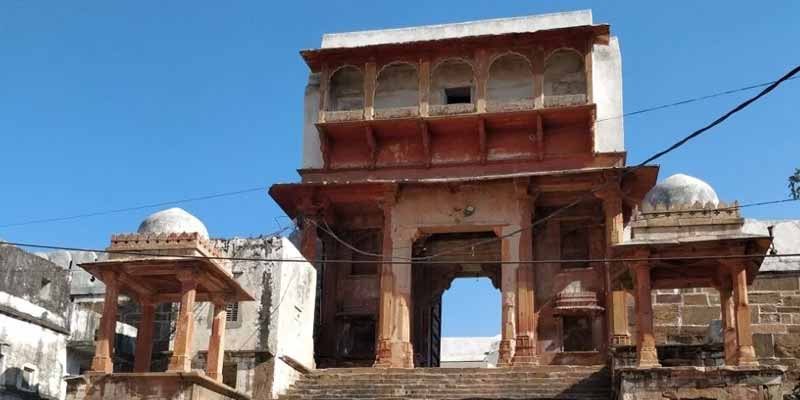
168,271,198,372
512,180,538,365
731,263,758,366
598,189,630,346
206,297,228,381
133,298,155,372
532,48,544,109
364,61,376,120
474,48,489,113
391,234,415,368
375,196,413,368
611,290,630,346
718,280,738,366
632,262,659,368
418,58,430,117
497,228,517,366
91,270,119,373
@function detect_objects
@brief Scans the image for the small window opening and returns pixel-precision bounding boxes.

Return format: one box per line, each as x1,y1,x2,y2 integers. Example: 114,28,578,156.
226,303,239,323
562,316,594,352
445,87,471,104
39,277,52,300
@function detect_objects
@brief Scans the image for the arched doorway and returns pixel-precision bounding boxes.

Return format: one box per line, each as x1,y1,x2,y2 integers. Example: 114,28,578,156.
411,231,501,367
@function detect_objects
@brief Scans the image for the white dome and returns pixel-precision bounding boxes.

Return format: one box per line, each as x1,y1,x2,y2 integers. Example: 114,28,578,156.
137,208,209,238
643,174,719,208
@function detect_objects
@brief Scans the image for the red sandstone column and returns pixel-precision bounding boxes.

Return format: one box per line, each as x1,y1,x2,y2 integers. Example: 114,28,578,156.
718,279,738,366
731,263,758,366
168,271,198,372
391,235,415,368
375,197,397,367
206,296,228,381
597,189,630,347
496,227,517,366
512,180,538,365
133,298,155,372
91,270,119,373
633,261,659,368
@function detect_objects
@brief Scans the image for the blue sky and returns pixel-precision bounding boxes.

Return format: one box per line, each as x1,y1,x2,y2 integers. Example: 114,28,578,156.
2,2,798,337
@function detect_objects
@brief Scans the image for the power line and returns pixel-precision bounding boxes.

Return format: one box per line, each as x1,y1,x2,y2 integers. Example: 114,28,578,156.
312,65,800,262
0,186,267,229
635,65,800,166
598,75,800,122
1,239,798,265
2,74,797,231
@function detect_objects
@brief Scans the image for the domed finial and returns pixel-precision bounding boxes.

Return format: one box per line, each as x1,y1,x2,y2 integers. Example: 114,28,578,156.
137,208,209,239
643,174,719,209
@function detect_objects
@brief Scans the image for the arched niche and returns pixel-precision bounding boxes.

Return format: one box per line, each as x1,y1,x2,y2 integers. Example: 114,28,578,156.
430,59,475,107
328,66,364,111
543,49,587,107
487,53,534,109
375,62,419,109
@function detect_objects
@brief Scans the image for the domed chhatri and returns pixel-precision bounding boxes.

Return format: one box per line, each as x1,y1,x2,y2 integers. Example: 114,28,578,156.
137,207,209,239
643,173,719,209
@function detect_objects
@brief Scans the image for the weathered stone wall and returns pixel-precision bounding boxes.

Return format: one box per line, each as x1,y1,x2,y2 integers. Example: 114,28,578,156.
0,244,70,400
647,271,800,391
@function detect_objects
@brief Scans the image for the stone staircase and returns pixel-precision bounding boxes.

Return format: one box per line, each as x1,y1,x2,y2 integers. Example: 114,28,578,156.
278,366,612,400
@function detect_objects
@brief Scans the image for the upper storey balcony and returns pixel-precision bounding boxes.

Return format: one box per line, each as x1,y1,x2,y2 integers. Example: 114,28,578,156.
299,11,625,182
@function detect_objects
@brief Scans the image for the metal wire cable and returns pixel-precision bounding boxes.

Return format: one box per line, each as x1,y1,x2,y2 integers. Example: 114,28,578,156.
311,65,800,262
2,239,799,265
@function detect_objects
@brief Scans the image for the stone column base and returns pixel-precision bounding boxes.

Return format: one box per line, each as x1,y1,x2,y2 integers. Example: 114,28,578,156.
512,335,539,366
736,345,759,366
167,355,192,372
496,339,514,367
636,346,660,368
374,340,414,368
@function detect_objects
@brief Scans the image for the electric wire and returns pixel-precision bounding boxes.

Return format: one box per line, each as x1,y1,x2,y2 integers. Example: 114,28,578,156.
313,65,800,262
0,187,268,228
2,73,797,231
1,239,799,265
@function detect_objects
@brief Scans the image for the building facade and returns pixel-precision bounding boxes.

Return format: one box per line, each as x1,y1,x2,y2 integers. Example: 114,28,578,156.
0,244,70,400
268,9,799,399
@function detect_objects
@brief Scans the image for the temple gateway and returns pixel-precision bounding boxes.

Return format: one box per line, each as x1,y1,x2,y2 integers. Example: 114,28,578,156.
269,9,790,400
55,9,798,400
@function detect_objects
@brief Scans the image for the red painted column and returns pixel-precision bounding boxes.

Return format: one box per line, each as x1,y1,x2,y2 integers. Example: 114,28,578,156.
133,298,155,372
90,270,119,373
168,271,198,372
731,263,758,366
512,180,538,366
633,261,659,368
206,296,228,381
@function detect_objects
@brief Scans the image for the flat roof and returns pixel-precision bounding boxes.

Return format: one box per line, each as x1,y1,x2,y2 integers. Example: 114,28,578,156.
320,10,593,49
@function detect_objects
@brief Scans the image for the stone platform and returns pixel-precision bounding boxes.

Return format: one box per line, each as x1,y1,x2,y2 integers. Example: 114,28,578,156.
615,366,786,400
66,372,251,400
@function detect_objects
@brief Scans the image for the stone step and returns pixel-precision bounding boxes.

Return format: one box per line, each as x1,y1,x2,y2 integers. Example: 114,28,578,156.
277,367,612,400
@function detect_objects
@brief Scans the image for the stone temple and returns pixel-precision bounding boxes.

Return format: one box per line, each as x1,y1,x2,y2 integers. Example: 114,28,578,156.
4,9,799,400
